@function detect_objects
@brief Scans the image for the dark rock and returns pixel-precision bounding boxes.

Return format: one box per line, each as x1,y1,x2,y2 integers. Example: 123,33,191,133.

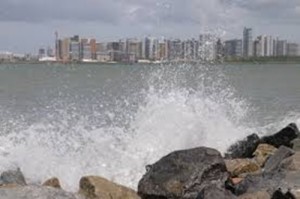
233,172,285,196
261,123,300,148
138,147,228,199
0,168,26,186
284,189,296,199
271,188,286,199
0,185,83,199
225,134,260,159
264,146,295,173
196,184,237,199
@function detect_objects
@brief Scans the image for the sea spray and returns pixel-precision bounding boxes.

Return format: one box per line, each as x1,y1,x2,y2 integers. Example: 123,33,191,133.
0,63,297,191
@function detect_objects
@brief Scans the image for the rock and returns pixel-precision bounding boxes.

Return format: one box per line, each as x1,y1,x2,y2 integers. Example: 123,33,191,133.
232,178,244,185
225,134,260,159
292,139,300,152
264,146,295,173
79,176,140,199
225,159,260,177
43,177,61,189
238,190,271,199
253,144,277,167
0,168,26,186
0,185,83,199
261,123,300,148
233,172,285,196
196,184,237,199
271,188,286,199
284,172,300,189
138,147,228,199
280,152,300,171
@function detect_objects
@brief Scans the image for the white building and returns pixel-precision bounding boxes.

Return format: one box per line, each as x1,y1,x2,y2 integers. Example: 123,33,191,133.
199,34,217,61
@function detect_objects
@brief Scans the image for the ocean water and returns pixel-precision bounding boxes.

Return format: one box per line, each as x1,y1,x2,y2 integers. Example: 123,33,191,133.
0,63,300,191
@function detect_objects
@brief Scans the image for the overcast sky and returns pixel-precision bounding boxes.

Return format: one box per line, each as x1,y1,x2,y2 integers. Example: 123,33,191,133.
0,0,300,53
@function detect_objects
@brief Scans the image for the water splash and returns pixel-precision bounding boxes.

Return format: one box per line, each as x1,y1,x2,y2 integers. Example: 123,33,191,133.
0,63,297,191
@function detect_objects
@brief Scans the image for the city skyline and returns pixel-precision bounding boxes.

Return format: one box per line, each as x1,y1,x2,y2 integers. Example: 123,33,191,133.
1,0,300,53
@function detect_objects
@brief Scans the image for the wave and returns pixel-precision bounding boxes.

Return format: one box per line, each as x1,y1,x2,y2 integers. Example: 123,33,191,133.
0,63,299,191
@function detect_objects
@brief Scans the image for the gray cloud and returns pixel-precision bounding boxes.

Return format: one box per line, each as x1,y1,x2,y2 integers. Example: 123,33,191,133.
0,0,299,52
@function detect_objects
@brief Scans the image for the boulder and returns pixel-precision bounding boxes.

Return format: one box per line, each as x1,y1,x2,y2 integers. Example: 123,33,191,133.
284,172,300,189
233,172,285,196
264,146,295,173
261,123,299,148
138,147,228,199
279,152,300,171
292,139,300,152
225,159,260,177
0,168,26,186
43,177,61,189
238,190,271,199
0,185,83,199
253,144,277,167
196,184,237,199
225,134,260,159
79,176,140,199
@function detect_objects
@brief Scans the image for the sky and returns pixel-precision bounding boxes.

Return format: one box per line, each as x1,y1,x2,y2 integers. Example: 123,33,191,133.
0,0,300,53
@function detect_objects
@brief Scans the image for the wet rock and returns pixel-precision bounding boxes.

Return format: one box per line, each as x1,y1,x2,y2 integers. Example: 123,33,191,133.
271,188,286,199
233,172,285,196
285,189,297,199
238,190,271,199
284,172,300,189
0,168,26,186
279,152,300,171
292,139,300,152
79,176,140,199
43,177,61,189
138,147,228,199
225,159,260,177
225,134,260,159
253,144,277,167
0,185,83,199
264,146,295,173
261,123,299,148
196,184,237,199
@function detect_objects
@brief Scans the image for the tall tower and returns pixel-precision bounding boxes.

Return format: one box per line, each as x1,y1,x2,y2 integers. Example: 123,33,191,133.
243,27,253,57
55,31,59,60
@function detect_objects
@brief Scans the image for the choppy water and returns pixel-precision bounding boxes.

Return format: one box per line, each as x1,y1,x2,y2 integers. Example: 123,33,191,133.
0,63,300,191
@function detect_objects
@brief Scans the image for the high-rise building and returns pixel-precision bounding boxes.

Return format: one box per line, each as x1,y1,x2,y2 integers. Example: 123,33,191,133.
264,36,274,57
90,39,97,60
183,39,198,60
276,40,287,56
62,38,70,62
167,39,183,61
70,35,80,61
287,43,299,57
158,40,168,60
199,34,217,61
254,36,265,57
224,39,242,58
126,39,142,60
243,27,253,57
80,38,92,60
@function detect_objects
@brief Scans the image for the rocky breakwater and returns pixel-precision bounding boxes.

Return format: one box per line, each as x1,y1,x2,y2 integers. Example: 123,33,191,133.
138,123,300,199
0,169,140,199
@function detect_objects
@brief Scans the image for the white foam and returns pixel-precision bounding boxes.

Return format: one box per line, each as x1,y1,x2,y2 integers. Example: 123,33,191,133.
0,63,297,192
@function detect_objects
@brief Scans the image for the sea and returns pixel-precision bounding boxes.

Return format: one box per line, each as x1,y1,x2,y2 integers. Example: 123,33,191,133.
0,62,300,191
